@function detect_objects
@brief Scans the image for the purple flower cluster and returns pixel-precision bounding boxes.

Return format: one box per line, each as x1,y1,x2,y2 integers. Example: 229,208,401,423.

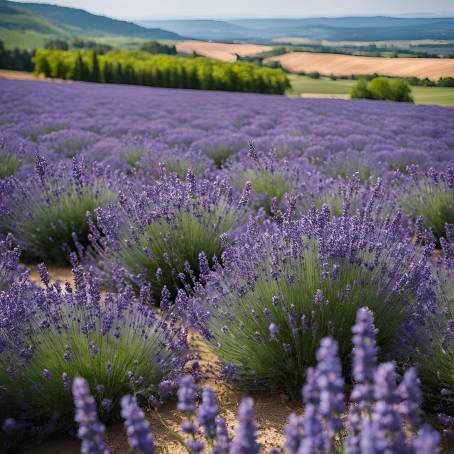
73,377,110,454
0,233,23,291
65,308,439,454
121,395,155,454
187,205,434,393
0,77,453,450
90,172,248,302
0,154,118,264
0,254,188,430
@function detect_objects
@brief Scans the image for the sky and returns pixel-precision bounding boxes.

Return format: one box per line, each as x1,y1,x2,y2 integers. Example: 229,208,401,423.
14,0,454,20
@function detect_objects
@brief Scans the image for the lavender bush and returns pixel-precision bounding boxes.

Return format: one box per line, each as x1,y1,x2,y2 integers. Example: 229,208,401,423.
230,143,302,214
0,77,452,451
54,309,440,454
400,166,454,242
418,230,454,417
0,234,22,291
91,172,249,302
187,207,432,394
0,155,117,264
0,254,188,430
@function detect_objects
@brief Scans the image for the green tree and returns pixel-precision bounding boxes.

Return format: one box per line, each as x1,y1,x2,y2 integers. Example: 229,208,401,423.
91,51,101,83
350,79,372,99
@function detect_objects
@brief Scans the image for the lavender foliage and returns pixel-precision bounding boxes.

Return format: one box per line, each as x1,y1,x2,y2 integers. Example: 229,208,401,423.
0,255,188,428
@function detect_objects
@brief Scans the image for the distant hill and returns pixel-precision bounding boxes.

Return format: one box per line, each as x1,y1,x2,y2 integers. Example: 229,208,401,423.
0,0,182,48
138,16,454,42
138,19,252,41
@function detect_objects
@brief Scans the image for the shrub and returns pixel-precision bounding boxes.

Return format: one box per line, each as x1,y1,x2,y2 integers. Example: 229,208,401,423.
238,145,295,213
304,173,387,219
0,234,22,291
122,145,144,169
400,166,454,242
351,77,413,102
91,172,249,303
350,79,372,99
0,155,116,265
40,309,440,454
0,151,21,178
418,233,454,416
186,207,433,395
203,145,235,169
323,151,371,183
0,256,188,433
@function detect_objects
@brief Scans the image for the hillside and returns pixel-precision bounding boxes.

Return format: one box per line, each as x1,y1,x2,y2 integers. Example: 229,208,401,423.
0,0,182,48
139,16,454,42
138,19,253,41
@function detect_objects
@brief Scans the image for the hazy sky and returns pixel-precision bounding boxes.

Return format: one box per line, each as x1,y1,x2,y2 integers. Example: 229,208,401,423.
14,0,454,20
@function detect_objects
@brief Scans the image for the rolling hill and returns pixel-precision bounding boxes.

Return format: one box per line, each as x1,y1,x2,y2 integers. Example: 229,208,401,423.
0,0,182,48
138,16,454,42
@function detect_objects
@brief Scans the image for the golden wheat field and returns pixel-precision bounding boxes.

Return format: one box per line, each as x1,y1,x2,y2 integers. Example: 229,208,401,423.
268,51,454,79
175,40,272,62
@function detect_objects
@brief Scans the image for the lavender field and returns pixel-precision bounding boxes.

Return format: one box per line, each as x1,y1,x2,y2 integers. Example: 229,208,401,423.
0,77,454,453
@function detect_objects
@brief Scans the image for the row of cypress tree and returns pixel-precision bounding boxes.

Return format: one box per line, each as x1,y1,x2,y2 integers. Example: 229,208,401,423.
33,49,291,94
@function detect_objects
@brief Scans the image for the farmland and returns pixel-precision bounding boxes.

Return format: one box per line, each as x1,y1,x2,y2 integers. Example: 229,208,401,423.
288,74,454,106
175,40,272,62
268,51,454,80
0,75,453,453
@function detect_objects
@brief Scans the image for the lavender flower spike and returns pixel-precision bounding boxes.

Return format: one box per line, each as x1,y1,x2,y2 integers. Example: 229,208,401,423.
412,424,440,454
346,307,378,453
315,337,345,452
283,412,304,454
72,377,110,454
352,307,378,385
398,367,423,433
121,395,154,454
177,375,197,414
212,416,230,454
197,387,219,439
230,397,260,454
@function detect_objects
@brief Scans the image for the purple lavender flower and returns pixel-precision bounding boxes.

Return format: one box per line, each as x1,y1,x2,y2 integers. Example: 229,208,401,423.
352,307,378,385
186,440,204,453
412,424,440,454
284,413,304,454
197,387,219,439
121,395,154,454
213,416,231,454
346,307,378,452
177,375,197,414
230,398,260,454
372,363,406,452
72,377,110,454
300,404,324,454
315,337,345,451
269,323,279,341
398,367,422,432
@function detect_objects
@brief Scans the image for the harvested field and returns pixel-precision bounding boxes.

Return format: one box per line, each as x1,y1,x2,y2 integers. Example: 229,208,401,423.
268,51,454,80
0,69,70,83
176,40,272,62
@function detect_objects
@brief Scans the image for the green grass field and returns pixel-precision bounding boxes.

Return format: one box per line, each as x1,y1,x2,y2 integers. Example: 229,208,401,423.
287,74,454,106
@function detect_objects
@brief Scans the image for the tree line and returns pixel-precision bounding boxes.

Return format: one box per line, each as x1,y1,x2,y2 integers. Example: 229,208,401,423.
0,41,34,72
33,49,291,94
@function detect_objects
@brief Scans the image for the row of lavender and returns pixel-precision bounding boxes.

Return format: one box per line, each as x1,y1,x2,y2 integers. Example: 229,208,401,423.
0,78,453,452
69,308,439,454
